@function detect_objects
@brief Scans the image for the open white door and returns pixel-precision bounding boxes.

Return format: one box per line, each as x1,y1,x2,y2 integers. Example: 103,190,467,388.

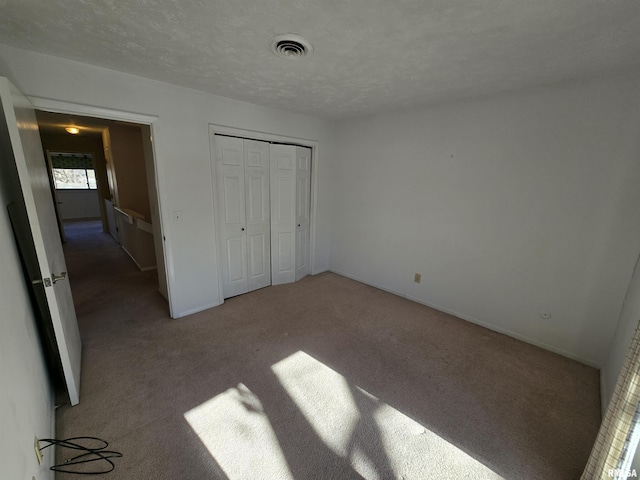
0,77,82,405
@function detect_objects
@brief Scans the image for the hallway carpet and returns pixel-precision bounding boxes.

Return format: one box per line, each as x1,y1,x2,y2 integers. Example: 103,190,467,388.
55,220,600,479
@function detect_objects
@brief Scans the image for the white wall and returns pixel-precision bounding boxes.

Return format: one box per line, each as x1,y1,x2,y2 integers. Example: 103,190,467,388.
330,70,640,366
57,189,101,220
0,43,333,317
0,134,54,479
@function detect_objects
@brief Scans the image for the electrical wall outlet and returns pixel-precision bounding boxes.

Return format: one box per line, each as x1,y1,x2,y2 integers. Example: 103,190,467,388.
34,437,42,465
414,273,422,284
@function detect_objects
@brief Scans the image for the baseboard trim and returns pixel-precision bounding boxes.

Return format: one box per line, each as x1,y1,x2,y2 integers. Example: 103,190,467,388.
120,246,156,272
173,301,222,319
329,269,408,299
329,268,601,369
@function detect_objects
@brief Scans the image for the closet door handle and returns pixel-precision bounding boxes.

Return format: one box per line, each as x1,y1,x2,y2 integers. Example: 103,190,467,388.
241,227,245,231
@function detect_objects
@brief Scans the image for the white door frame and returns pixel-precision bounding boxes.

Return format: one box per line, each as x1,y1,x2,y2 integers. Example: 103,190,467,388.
209,124,320,304
26,96,175,317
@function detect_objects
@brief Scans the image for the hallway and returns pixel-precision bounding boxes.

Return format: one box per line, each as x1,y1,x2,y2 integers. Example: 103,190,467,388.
61,220,166,337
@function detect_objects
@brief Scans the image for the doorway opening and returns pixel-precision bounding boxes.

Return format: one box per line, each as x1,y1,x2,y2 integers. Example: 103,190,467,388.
35,110,169,306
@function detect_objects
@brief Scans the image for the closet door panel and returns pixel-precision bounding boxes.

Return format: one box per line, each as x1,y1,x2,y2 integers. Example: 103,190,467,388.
221,142,243,166
216,136,248,298
295,147,311,281
223,174,243,224
226,237,247,282
270,144,296,285
277,232,294,272
296,228,308,271
247,175,266,222
249,233,266,271
245,140,271,291
274,177,295,223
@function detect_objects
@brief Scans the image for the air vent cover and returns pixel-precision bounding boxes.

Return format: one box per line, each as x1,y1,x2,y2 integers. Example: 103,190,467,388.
269,34,313,59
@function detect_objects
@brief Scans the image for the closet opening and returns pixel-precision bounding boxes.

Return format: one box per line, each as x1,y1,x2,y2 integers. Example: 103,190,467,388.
209,127,318,302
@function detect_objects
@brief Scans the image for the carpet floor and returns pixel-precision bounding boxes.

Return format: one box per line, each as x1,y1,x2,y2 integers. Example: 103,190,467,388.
54,220,601,479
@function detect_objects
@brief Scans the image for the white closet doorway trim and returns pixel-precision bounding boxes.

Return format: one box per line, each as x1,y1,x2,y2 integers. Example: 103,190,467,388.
208,124,319,304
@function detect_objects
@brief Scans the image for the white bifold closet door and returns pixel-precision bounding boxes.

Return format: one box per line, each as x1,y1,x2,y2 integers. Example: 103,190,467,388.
270,144,311,285
216,136,271,298
295,146,311,281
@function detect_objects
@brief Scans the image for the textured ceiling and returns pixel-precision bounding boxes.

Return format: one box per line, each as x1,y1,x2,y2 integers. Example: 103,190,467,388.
1,1,640,119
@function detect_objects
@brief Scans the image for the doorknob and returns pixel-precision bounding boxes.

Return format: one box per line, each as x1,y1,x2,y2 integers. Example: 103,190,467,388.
32,273,65,287
241,227,245,231
52,272,67,284
32,277,52,287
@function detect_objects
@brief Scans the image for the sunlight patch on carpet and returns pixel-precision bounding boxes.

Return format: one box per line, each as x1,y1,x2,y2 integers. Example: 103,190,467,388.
272,351,503,480
184,351,503,480
184,383,294,480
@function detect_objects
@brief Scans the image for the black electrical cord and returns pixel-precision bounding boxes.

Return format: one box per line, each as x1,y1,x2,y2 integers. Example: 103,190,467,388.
39,436,122,475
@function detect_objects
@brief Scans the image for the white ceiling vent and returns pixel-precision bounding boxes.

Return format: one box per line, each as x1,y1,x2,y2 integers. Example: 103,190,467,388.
269,34,313,59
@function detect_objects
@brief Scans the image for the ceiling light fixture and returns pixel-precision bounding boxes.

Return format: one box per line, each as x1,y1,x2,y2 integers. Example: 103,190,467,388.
269,34,313,59
65,127,80,134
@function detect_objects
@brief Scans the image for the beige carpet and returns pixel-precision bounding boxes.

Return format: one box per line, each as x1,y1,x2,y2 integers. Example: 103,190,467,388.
54,220,600,479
